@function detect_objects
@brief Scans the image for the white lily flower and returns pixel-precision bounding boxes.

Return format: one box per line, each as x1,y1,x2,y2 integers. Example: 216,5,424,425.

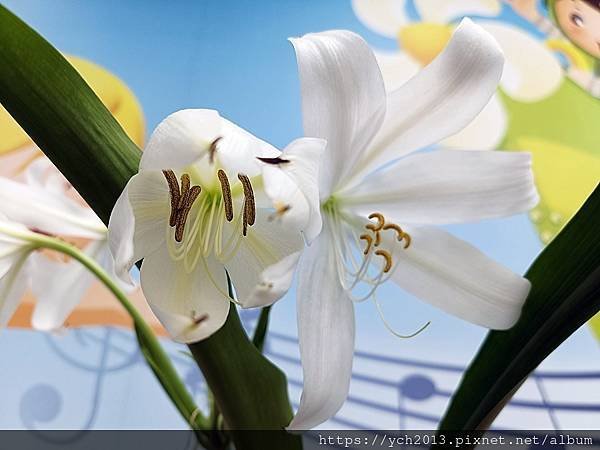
108,109,324,343
0,215,35,327
286,20,539,429
0,158,120,331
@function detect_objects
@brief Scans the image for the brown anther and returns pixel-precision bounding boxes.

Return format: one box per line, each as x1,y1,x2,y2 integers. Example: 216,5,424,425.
209,137,222,164
192,312,209,326
238,173,256,228
178,174,191,209
268,202,292,222
256,156,291,165
375,249,393,273
360,234,373,255
366,212,385,232
373,231,381,247
163,170,181,227
217,169,234,222
383,223,411,249
175,185,201,242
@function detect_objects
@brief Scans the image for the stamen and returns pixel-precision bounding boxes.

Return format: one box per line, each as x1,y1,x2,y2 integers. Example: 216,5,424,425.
373,231,381,247
179,174,191,209
209,137,222,164
217,169,234,222
191,310,209,325
242,199,249,237
373,294,431,339
175,185,201,242
359,234,373,255
268,202,291,221
383,223,411,249
375,249,392,273
162,170,180,227
366,212,385,232
238,173,256,228
256,156,291,165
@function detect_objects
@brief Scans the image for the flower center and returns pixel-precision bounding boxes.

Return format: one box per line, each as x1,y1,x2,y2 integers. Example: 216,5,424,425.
162,168,257,274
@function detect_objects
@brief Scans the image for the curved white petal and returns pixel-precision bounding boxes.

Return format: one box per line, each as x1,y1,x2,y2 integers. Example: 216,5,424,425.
290,30,387,198
375,51,421,93
108,171,169,285
25,157,72,196
140,109,222,172
0,254,29,327
30,241,103,331
351,0,410,38
390,226,530,329
140,245,230,343
288,226,355,430
480,22,562,102
226,213,304,308
0,176,105,239
342,150,538,224
349,19,504,186
415,0,501,23
441,94,507,150
262,137,325,244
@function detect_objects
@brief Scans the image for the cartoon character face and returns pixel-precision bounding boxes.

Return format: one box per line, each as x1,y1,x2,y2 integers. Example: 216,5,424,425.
554,0,600,58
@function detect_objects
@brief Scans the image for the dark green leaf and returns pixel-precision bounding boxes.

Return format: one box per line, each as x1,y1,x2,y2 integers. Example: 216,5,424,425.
438,184,600,434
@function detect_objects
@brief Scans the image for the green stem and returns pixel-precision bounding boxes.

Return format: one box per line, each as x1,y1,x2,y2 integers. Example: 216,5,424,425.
252,306,271,353
27,235,217,448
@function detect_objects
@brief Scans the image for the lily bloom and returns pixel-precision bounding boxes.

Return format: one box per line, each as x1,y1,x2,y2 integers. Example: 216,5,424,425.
109,109,324,343
285,20,539,429
0,158,118,331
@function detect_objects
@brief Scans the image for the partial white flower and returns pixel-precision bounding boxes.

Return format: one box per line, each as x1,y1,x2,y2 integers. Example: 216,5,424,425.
108,109,324,343
286,21,539,429
0,216,35,327
0,158,119,331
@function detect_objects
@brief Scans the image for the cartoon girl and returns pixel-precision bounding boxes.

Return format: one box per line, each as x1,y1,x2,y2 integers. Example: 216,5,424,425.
509,0,600,97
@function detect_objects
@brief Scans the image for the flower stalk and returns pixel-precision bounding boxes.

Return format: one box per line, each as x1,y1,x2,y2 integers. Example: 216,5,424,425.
21,233,216,448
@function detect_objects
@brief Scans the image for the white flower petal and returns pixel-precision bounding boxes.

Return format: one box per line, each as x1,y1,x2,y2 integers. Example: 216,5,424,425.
287,227,355,430
30,241,102,331
140,246,230,343
351,0,410,38
262,137,325,244
25,157,70,196
390,226,530,329
480,22,562,102
226,213,304,308
0,255,29,327
108,171,169,284
374,51,421,93
441,94,507,150
290,30,387,198
0,176,105,239
349,19,504,185
415,0,501,23
342,150,538,224
139,109,222,172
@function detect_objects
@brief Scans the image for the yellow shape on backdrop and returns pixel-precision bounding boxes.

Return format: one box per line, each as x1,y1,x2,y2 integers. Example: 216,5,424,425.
0,55,144,154
398,23,452,66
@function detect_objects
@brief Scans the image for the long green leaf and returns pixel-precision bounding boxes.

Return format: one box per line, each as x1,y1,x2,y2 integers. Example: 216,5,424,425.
438,184,600,434
0,5,300,449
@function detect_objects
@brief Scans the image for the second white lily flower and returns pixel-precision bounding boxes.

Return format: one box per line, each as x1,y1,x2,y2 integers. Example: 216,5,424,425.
109,109,324,343
284,19,540,429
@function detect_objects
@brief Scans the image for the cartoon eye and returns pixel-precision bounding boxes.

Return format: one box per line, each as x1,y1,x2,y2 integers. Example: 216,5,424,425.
570,13,584,27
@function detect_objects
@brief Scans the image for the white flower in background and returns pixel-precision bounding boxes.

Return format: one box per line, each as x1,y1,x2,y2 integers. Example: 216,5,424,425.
284,21,539,429
0,215,36,327
352,0,564,149
109,109,324,343
0,158,119,331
